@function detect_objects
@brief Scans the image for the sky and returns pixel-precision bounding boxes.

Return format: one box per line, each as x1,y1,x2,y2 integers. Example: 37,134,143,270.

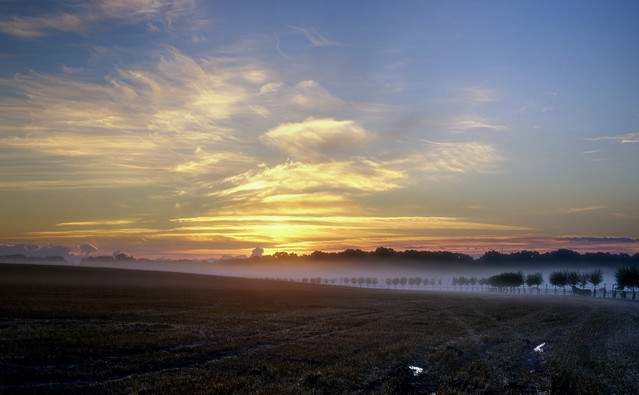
1,0,638,260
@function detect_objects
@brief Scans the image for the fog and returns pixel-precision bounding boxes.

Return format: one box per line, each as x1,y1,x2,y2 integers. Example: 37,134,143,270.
7,256,621,293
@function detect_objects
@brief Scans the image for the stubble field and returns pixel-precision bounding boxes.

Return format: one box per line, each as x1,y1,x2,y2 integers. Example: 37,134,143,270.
1,263,638,394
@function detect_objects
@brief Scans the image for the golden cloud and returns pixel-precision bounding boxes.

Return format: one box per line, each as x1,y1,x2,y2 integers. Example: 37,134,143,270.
260,117,373,161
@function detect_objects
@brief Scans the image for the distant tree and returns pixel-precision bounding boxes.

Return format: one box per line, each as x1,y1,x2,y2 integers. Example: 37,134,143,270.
351,277,358,286
415,276,422,288
525,272,544,288
578,272,590,288
344,277,350,285
385,278,392,288
487,271,524,289
469,276,477,287
549,270,568,293
429,278,436,288
372,277,378,287
374,246,396,258
399,277,407,288
615,267,639,290
408,277,415,288
365,277,372,288
566,271,580,288
357,276,365,287
392,277,399,289
272,251,290,259
589,269,603,289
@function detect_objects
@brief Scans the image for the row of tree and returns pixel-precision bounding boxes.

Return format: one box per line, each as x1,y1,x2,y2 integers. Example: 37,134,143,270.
269,247,639,266
548,269,603,290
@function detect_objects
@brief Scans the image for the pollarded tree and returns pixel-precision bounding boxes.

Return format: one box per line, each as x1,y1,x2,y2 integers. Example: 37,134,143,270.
589,269,603,290
549,270,568,294
566,271,580,288
578,272,590,288
385,278,391,288
399,277,408,289
487,271,524,290
615,266,639,290
415,276,422,289
451,277,459,288
525,272,544,289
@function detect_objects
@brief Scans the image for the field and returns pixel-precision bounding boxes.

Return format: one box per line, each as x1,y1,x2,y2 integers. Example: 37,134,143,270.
1,264,638,394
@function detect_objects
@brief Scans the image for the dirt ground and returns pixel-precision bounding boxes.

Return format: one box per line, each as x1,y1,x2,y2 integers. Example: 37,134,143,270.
1,263,638,394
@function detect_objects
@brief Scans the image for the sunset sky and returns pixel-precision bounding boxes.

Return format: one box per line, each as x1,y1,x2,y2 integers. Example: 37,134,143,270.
1,0,638,260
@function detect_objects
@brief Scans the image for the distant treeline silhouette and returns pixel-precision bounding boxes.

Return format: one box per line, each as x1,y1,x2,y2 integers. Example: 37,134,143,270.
249,247,639,267
2,247,639,267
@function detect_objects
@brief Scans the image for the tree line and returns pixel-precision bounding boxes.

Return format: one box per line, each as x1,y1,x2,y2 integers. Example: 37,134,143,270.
247,247,639,267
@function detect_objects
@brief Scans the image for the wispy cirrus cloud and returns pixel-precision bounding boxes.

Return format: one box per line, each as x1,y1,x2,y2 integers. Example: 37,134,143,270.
448,117,507,132
586,132,639,144
56,220,135,227
0,0,202,38
560,206,605,214
288,25,341,46
440,85,499,105
260,117,373,161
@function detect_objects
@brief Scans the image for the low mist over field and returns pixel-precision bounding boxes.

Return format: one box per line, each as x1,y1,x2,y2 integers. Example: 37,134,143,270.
2,246,637,295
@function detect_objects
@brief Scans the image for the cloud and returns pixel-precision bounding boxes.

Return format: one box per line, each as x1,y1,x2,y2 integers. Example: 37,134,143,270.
289,25,341,46
0,13,87,38
0,48,267,189
388,141,502,175
78,243,98,256
449,117,507,132
586,132,639,144
455,86,498,103
440,86,498,105
165,215,531,252
56,220,135,226
0,0,202,38
260,117,373,161
557,237,638,244
0,243,71,258
560,206,605,214
214,160,407,198
257,80,345,113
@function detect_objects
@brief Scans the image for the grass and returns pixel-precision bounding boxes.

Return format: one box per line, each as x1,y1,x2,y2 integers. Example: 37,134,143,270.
1,263,638,394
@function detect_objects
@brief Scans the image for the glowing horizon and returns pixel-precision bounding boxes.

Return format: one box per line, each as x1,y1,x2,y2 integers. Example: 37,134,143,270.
1,1,638,260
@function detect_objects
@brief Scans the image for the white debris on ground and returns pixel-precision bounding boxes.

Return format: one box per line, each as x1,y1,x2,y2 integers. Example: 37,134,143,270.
408,365,424,376
534,342,545,353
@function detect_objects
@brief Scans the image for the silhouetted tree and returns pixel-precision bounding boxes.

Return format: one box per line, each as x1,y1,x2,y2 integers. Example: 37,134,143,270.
615,267,639,290
525,272,544,288
549,270,568,294
566,271,582,291
487,271,524,290
415,276,422,289
399,277,407,288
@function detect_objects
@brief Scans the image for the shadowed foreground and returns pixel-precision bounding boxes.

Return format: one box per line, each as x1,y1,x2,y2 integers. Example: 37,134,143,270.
1,264,638,394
